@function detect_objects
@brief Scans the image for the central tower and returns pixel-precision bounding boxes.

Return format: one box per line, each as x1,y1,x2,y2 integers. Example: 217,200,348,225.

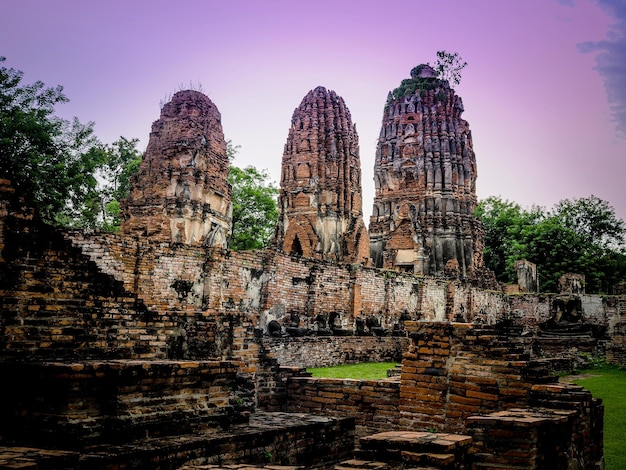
274,86,369,263
369,65,485,278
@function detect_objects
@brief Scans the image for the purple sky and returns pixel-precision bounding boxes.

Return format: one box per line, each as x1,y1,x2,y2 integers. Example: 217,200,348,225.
3,0,626,223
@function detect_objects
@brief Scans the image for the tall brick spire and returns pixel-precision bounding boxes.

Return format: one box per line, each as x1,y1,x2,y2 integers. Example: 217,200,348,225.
121,90,232,247
274,86,369,263
369,65,485,277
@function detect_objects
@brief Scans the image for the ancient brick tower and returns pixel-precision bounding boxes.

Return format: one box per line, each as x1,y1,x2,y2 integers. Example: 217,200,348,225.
369,65,484,277
121,90,232,247
274,86,369,263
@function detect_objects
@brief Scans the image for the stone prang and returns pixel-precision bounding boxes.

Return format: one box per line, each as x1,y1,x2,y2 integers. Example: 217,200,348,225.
274,86,369,263
369,65,485,278
121,90,232,247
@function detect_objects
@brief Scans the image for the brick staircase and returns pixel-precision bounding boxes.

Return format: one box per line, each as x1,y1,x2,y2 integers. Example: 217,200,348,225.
335,431,472,469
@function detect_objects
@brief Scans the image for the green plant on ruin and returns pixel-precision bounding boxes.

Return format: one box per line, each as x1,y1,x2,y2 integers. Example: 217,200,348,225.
432,50,467,88
389,75,439,101
435,89,447,104
387,50,466,104
384,270,397,280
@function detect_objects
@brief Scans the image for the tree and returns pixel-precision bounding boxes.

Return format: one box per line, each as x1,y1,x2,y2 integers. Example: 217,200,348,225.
96,137,142,230
0,57,141,230
0,56,94,222
432,50,467,87
1,57,96,224
477,195,626,293
553,195,625,251
227,163,278,251
227,140,278,250
475,196,543,283
549,196,625,293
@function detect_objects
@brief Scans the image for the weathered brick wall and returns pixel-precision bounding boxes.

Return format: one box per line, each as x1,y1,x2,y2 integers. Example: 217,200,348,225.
399,322,553,433
260,336,408,368
178,413,356,469
275,322,604,468
284,376,401,437
0,360,246,448
3,180,623,371
306,263,353,321
529,383,604,468
466,402,603,470
0,219,150,360
355,267,387,315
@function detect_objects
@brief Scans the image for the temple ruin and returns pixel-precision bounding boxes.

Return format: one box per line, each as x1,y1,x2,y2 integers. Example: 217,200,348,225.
369,65,485,280
274,86,369,264
121,90,232,247
1,68,624,469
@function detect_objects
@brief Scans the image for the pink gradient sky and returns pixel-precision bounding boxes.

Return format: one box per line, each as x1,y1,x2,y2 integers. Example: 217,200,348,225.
3,0,626,222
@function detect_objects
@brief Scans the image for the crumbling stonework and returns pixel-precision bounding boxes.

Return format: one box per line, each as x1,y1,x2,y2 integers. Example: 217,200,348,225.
559,272,585,294
121,90,232,247
607,300,626,367
0,74,620,469
369,65,485,281
515,259,538,292
274,87,369,263
279,322,604,469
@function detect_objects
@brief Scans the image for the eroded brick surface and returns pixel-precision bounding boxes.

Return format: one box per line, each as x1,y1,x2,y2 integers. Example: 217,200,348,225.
368,66,489,286
274,87,369,264
121,90,232,247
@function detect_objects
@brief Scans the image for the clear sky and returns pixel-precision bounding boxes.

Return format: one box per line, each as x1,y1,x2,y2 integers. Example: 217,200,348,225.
3,0,626,223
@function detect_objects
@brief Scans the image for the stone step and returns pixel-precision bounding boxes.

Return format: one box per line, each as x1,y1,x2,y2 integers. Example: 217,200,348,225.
357,431,471,467
334,459,440,470
334,459,391,469
401,451,455,467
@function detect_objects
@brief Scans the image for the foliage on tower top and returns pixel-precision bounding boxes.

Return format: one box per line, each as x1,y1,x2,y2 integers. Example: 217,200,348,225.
389,50,467,102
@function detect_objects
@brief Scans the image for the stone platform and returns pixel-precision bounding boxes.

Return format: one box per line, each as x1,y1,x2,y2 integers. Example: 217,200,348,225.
0,412,355,469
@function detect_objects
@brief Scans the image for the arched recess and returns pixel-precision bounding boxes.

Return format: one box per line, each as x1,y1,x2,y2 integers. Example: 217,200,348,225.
282,217,315,258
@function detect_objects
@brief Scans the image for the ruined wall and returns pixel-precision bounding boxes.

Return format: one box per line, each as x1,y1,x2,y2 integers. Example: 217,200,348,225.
260,336,408,368
607,315,626,367
279,322,604,469
0,212,147,360
0,360,245,448
2,174,621,371
466,400,603,469
286,377,401,437
274,86,369,264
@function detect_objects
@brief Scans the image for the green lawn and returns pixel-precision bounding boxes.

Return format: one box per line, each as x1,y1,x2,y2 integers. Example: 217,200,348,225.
307,362,400,380
573,365,626,470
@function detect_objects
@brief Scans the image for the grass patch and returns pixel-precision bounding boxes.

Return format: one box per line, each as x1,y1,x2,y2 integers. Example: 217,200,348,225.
308,362,400,380
573,365,626,470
